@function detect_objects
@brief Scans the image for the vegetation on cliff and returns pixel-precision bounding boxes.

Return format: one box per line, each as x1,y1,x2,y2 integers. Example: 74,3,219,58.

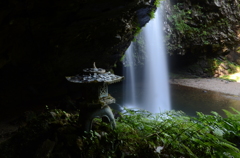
166,0,240,56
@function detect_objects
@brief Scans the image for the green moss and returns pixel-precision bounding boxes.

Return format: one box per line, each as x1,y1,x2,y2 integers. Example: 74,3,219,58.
149,10,156,19
167,3,235,52
133,24,142,37
148,0,164,19
154,0,162,7
120,54,126,61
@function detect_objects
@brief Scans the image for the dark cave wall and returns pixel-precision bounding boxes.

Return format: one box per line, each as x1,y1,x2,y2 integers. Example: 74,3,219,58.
0,0,155,73
1,0,240,107
0,0,158,107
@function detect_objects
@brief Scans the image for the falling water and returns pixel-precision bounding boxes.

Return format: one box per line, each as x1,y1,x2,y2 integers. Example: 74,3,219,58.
123,4,171,113
142,5,171,112
123,43,137,107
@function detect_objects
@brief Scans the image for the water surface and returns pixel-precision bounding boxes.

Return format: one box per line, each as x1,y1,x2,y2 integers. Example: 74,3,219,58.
109,82,240,117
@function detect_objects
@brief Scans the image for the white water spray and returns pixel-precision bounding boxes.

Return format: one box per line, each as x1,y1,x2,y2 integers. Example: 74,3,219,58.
123,43,137,107
123,4,171,113
142,5,171,112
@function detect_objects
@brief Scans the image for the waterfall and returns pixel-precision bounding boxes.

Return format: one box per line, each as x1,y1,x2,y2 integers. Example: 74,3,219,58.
123,3,171,113
123,43,137,107
142,4,171,112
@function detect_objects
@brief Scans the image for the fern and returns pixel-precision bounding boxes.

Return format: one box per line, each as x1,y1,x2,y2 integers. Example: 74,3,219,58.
181,144,198,158
1,108,240,157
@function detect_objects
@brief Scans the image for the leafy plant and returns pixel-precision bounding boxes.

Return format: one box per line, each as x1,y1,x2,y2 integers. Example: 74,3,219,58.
112,109,240,157
154,0,162,7
149,10,156,19
133,22,142,37
149,0,164,19
1,108,240,157
77,108,240,157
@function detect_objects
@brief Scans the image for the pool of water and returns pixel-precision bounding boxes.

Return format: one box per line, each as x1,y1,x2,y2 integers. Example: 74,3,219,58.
109,82,240,117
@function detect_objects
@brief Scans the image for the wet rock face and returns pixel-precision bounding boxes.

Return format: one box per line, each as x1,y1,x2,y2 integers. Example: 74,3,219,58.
164,0,240,56
0,0,156,107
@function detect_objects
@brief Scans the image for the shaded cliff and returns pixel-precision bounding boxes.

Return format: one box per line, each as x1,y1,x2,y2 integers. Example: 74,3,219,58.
0,0,158,107
165,0,240,56
165,0,240,76
1,0,240,108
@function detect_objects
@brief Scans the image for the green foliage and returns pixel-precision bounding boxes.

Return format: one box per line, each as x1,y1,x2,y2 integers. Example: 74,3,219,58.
149,0,163,19
167,3,233,52
154,0,162,7
111,109,240,157
226,61,240,74
135,25,141,36
133,23,142,38
1,108,240,157
168,4,202,34
149,10,156,19
120,54,125,62
211,58,222,70
209,58,240,81
65,108,240,157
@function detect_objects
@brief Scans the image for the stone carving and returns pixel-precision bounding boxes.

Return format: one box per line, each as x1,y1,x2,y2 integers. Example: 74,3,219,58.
79,105,116,132
66,63,123,131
